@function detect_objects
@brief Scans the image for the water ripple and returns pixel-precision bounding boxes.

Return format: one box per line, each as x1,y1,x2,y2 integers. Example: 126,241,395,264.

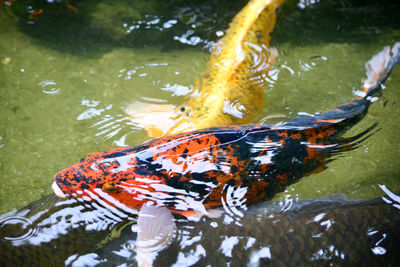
39,80,61,95
0,215,38,246
76,98,140,146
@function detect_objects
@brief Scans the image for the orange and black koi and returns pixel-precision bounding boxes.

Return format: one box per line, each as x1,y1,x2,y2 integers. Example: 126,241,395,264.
53,43,400,218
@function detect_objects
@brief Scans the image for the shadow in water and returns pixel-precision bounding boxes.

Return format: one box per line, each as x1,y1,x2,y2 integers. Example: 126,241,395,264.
3,0,400,57
273,0,400,47
3,0,246,57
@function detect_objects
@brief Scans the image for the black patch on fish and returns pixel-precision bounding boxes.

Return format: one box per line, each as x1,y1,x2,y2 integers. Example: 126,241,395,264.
214,131,243,145
134,166,154,176
272,130,289,141
272,138,307,171
102,147,138,159
80,183,90,190
165,173,216,197
181,148,189,158
191,173,218,186
230,165,239,174
103,152,127,159
164,176,192,194
148,162,163,172
59,178,72,187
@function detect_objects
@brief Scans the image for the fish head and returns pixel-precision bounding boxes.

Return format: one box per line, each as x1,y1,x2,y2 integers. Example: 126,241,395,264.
52,154,103,198
52,148,137,199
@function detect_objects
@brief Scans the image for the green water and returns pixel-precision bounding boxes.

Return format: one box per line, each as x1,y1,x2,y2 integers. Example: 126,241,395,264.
0,0,399,215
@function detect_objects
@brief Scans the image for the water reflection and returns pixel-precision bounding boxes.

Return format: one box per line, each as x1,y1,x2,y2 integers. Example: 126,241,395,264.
0,216,38,246
277,55,328,80
117,62,169,81
0,193,135,266
174,29,212,47
76,98,139,146
379,184,400,210
161,83,192,97
122,14,172,34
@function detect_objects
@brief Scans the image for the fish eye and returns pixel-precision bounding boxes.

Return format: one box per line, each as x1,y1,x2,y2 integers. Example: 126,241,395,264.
80,158,85,162
180,106,186,112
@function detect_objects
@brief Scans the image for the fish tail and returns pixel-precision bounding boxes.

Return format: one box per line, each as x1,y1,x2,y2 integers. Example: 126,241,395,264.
284,43,400,130
363,42,400,99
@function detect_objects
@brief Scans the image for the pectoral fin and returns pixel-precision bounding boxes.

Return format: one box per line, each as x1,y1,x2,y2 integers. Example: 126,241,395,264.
134,203,176,267
125,101,178,138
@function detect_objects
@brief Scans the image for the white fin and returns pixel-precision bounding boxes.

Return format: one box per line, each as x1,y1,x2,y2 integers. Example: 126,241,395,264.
134,203,176,267
363,42,400,94
364,46,391,90
125,101,178,138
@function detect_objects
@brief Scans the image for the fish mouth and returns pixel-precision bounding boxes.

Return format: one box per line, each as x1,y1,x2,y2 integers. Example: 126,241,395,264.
52,181,67,198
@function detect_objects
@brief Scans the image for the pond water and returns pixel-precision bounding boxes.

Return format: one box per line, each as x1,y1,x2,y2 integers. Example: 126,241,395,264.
0,0,399,266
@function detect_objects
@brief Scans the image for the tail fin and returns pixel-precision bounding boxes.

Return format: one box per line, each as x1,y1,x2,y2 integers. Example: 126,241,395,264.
363,42,400,99
284,42,400,130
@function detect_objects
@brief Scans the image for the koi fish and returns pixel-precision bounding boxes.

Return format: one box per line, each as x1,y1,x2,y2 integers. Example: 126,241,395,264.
52,43,399,265
103,192,400,266
126,0,284,138
53,42,400,216
2,191,400,266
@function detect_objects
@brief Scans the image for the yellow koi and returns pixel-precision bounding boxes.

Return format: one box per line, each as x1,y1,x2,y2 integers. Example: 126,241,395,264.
127,0,285,137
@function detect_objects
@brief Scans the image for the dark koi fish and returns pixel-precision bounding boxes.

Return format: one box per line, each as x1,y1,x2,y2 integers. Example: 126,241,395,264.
99,191,400,266
53,42,400,220
2,191,400,266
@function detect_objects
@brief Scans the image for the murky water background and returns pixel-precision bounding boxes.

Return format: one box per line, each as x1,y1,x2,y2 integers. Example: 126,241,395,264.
1,0,400,266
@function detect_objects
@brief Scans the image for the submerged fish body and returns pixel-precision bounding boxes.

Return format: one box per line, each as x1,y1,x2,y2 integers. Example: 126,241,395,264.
105,193,400,266
127,0,284,137
0,193,135,266
54,43,400,218
2,192,400,266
